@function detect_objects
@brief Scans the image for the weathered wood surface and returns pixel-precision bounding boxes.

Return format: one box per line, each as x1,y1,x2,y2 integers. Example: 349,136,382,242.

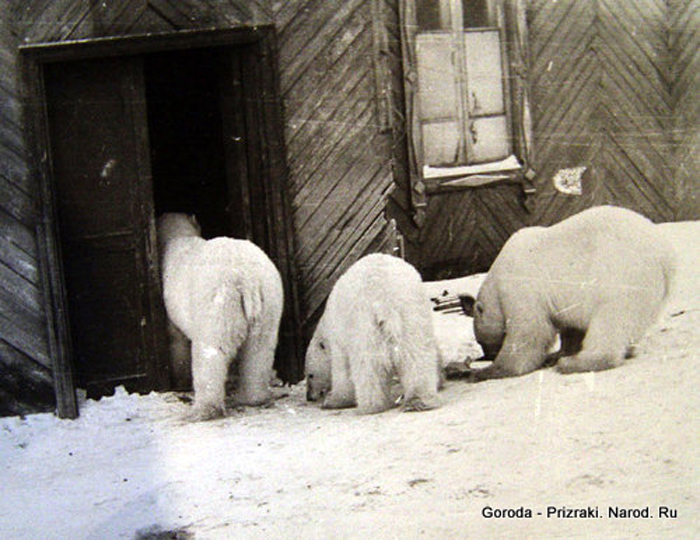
275,0,397,331
14,0,397,335
1,0,697,414
670,0,700,220
0,1,55,415
528,0,698,224
389,0,698,280
2,0,397,413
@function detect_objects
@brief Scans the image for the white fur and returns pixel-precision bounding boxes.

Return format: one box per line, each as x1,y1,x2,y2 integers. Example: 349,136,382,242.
470,205,678,380
157,213,284,420
306,254,441,414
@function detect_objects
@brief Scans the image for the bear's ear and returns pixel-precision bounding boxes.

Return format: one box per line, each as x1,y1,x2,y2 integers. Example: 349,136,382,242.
459,294,477,316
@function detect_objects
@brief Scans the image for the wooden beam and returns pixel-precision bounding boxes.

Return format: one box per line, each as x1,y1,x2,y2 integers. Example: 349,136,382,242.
20,57,78,419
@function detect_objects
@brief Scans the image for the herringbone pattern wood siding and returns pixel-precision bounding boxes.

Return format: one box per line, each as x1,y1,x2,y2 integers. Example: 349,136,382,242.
388,0,697,279
670,0,700,219
14,0,272,40
275,0,396,328
529,0,690,224
3,0,397,412
0,2,54,415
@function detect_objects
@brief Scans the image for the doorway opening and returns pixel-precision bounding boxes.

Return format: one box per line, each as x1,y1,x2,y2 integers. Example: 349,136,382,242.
24,29,302,413
145,47,246,240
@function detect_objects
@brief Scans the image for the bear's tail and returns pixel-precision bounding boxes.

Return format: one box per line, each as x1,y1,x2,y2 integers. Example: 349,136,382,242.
240,280,264,324
210,274,263,326
371,301,403,344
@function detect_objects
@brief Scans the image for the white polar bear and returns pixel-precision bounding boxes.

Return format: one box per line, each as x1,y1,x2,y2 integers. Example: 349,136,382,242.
305,253,442,414
157,213,284,420
462,205,677,381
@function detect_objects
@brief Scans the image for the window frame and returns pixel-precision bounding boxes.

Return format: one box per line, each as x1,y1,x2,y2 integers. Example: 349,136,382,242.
415,26,513,168
400,0,535,222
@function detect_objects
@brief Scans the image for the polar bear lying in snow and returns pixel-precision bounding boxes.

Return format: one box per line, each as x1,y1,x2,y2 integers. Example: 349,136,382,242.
305,253,442,414
157,213,283,420
462,205,677,381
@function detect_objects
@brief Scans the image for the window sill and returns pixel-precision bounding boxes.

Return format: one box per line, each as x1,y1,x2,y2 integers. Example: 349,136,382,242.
423,155,522,194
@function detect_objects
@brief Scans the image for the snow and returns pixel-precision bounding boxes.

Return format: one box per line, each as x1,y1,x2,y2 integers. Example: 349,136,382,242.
2,222,699,539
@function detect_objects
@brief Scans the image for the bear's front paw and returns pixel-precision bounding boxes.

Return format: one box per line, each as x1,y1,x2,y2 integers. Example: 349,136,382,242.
444,361,472,380
402,396,439,412
189,402,226,422
467,366,495,382
556,355,579,374
322,392,355,410
234,389,272,407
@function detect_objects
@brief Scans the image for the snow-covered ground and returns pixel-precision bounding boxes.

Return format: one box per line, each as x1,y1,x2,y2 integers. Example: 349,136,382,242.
1,222,698,539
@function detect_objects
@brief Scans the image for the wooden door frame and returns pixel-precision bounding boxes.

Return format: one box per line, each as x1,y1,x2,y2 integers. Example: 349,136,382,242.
20,26,303,418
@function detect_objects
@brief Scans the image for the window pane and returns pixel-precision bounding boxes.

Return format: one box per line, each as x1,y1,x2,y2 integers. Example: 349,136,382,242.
462,0,491,28
469,116,510,163
416,33,459,120
416,0,445,31
464,30,505,116
422,121,461,166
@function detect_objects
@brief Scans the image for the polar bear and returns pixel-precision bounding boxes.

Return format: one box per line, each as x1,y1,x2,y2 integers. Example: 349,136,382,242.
463,205,677,381
157,213,284,420
305,253,442,414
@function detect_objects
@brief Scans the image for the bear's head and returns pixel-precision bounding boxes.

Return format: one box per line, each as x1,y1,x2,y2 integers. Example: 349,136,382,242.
305,320,331,402
157,213,202,251
460,282,505,360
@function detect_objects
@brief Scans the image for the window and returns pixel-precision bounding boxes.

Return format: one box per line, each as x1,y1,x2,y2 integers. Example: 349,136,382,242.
415,0,510,167
401,0,530,201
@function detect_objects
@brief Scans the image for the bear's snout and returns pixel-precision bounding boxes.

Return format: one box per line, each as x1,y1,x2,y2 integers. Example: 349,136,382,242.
306,385,326,402
306,373,328,402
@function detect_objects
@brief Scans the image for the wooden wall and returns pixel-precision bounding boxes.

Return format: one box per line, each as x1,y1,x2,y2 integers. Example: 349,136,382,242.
669,0,700,220
1,0,396,414
527,0,697,225
15,0,397,335
1,0,697,414
0,1,54,415
386,0,698,280
276,0,397,332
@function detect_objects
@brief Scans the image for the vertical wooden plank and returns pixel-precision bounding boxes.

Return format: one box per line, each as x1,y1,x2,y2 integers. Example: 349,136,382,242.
125,55,171,393
503,0,535,200
370,0,393,132
399,0,428,225
222,29,303,382
219,48,254,240
43,55,168,397
255,30,304,382
20,55,78,418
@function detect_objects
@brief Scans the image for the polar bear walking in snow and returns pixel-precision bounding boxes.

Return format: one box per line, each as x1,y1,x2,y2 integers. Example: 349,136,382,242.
305,253,442,414
462,205,677,381
157,213,284,420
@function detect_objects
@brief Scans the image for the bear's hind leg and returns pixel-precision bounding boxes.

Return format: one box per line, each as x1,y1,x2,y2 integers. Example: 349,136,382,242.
167,321,192,390
234,327,275,406
544,328,585,367
557,305,632,373
191,341,231,420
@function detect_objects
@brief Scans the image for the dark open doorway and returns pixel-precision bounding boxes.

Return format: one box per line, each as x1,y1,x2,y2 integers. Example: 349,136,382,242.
23,28,303,415
146,47,246,240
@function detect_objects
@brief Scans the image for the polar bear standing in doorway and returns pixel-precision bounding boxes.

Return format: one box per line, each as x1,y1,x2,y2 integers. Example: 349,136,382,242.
305,254,442,414
157,213,283,420
463,205,677,381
